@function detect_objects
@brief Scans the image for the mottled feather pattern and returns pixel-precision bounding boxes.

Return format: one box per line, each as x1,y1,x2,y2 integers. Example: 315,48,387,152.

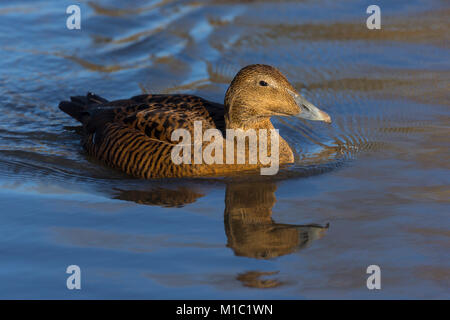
61,93,238,178
59,65,329,178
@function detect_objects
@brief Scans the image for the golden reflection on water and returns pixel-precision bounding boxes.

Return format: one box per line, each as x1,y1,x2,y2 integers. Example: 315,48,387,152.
87,0,176,17
52,180,328,289
111,181,328,260
237,271,282,289
224,182,327,260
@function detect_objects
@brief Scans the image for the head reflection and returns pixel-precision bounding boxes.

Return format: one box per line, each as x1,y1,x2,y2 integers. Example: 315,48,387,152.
224,182,328,259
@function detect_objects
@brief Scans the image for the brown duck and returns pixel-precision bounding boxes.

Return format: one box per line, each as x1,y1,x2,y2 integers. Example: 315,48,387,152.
59,64,331,178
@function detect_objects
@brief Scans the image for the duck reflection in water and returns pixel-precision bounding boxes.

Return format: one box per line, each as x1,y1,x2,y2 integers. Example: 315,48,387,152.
113,181,328,260
224,182,328,260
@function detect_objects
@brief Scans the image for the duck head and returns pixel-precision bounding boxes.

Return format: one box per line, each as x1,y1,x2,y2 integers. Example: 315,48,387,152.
224,64,331,128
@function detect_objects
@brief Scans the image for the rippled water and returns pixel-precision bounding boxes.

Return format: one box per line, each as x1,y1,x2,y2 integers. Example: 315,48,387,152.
0,0,449,298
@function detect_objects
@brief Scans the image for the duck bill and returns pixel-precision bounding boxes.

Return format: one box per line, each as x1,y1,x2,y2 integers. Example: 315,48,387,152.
292,93,331,123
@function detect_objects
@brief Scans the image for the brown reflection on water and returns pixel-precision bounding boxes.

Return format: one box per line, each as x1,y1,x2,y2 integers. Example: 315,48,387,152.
257,9,450,47
237,271,282,289
111,181,328,260
87,0,176,17
224,182,328,259
50,180,328,289
113,186,205,207
110,181,328,288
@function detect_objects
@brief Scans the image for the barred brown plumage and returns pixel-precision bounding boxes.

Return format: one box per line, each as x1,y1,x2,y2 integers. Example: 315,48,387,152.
59,64,331,178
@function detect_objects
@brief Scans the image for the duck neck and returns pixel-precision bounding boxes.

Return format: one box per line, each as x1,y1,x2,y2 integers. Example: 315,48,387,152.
224,111,294,164
224,97,269,130
225,113,269,131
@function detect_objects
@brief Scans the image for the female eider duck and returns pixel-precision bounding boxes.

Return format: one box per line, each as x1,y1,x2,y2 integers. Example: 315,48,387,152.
59,64,331,178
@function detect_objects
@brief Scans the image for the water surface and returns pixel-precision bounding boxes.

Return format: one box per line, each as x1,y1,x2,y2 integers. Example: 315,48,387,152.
0,0,449,299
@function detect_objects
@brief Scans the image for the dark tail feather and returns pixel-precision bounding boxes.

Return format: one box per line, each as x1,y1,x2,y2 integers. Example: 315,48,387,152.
59,100,89,123
59,92,108,123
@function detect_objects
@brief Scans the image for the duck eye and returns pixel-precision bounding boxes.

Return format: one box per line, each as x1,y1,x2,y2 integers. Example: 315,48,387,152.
259,80,268,87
